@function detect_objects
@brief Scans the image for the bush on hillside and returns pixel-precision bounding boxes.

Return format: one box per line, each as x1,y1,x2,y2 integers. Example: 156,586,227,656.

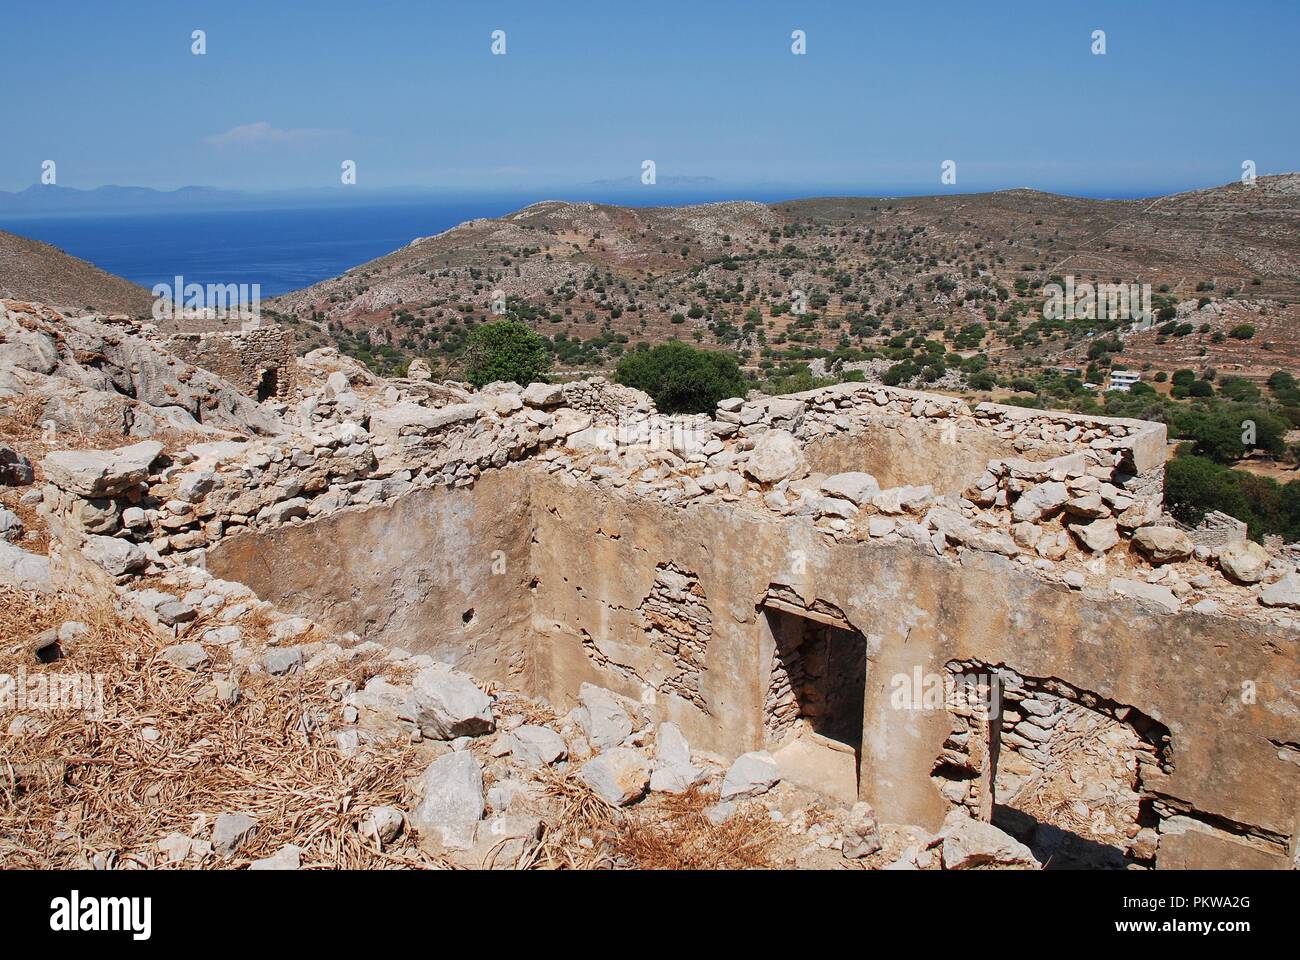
462,320,551,388
615,341,746,414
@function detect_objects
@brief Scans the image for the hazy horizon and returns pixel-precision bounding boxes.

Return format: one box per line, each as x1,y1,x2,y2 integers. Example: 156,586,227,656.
0,172,1282,222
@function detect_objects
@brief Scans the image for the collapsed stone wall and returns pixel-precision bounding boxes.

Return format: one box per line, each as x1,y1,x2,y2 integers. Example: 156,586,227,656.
165,325,295,401
560,376,655,420
934,661,1169,865
635,563,710,710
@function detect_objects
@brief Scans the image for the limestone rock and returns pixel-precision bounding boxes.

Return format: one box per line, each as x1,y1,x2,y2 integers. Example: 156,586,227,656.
0,507,22,542
411,663,495,740
871,484,933,515
360,806,404,846
743,430,806,484
82,534,147,576
649,721,706,793
160,643,209,670
42,441,162,497
720,751,781,801
1068,517,1119,553
1131,526,1194,564
1260,573,1300,609
262,647,304,676
1218,539,1270,584
249,844,301,870
819,472,880,506
940,816,1040,870
212,812,258,859
521,382,565,407
552,408,593,437
0,444,34,486
1109,577,1179,614
0,541,53,592
577,683,633,751
1011,481,1068,522
841,802,882,859
578,748,651,806
411,751,485,848
509,724,567,767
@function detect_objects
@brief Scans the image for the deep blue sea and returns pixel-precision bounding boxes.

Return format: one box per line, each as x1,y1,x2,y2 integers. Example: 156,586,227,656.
0,191,788,297
0,201,532,297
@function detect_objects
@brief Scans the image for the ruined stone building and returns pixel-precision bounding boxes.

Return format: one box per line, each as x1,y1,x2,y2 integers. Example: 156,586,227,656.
163,324,295,402
36,359,1299,871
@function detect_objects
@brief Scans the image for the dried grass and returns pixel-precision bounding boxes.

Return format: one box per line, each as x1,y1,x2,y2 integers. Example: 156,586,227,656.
529,766,621,869
613,786,783,870
0,585,449,869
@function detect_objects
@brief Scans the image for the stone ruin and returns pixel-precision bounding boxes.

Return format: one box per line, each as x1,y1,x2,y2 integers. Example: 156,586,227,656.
8,299,1300,870
163,323,295,403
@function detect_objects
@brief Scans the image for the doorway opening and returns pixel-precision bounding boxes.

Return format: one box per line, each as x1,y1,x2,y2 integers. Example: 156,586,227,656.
256,366,279,402
762,596,868,801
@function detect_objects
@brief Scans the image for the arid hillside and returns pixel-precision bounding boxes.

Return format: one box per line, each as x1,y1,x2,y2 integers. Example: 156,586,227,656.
267,176,1300,383
0,229,154,316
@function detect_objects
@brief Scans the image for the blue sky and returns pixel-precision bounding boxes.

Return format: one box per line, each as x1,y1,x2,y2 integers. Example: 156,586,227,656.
2,0,1297,197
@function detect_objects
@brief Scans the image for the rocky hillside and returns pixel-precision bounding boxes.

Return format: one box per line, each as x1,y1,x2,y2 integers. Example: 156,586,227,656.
267,177,1300,382
0,228,154,316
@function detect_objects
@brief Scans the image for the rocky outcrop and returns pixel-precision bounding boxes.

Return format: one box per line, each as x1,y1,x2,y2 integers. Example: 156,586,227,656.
1,301,285,438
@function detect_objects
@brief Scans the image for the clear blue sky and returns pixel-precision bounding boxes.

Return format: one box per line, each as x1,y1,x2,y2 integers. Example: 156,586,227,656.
3,0,1297,197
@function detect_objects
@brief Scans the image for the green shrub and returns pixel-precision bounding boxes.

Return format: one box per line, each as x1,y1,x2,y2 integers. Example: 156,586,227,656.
462,320,551,387
614,341,746,414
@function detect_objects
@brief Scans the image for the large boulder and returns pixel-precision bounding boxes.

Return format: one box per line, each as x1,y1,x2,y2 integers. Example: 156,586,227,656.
1131,525,1194,564
410,751,485,849
720,751,781,801
1260,573,1300,609
1218,539,1270,584
411,664,495,740
743,430,806,485
42,440,162,497
578,748,650,806
940,816,1040,870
